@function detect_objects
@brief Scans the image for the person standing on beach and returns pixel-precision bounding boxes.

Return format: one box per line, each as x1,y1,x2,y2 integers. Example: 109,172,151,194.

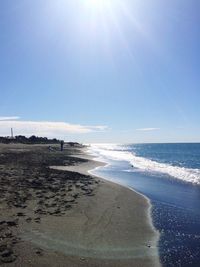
60,140,64,151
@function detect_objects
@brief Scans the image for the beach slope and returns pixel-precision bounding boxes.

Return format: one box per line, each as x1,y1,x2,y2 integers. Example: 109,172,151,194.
0,144,160,267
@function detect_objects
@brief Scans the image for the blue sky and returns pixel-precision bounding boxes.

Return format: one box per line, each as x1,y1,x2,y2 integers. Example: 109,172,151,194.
0,0,199,143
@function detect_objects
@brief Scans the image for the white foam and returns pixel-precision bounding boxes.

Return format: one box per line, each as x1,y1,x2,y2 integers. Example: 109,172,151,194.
89,144,200,185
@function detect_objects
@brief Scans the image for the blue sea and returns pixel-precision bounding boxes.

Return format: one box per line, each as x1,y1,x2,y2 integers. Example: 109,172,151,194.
89,143,200,267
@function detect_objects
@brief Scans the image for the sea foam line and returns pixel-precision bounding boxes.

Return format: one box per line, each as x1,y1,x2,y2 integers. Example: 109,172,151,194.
89,144,200,185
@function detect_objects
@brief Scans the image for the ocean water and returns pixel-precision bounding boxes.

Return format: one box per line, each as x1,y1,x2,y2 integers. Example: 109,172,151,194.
89,143,200,267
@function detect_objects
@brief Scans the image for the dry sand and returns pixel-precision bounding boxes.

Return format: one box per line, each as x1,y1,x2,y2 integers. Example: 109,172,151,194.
0,143,161,267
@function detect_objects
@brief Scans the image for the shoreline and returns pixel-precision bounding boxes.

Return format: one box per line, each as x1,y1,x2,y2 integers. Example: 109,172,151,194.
91,175,161,260
86,149,161,264
86,147,160,252
87,143,200,267
61,150,160,250
52,147,161,266
89,166,160,252
87,147,161,266
0,143,161,266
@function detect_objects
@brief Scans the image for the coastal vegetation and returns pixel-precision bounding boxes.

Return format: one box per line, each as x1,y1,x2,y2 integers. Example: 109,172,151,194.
0,135,60,144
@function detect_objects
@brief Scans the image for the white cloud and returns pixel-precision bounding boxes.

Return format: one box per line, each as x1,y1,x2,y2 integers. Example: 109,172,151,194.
0,116,20,121
136,128,160,131
0,120,108,138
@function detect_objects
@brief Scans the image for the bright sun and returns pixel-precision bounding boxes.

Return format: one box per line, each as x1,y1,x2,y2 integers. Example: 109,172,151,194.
85,0,110,10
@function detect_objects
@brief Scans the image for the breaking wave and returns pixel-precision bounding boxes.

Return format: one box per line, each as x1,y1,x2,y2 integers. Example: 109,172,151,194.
89,144,200,185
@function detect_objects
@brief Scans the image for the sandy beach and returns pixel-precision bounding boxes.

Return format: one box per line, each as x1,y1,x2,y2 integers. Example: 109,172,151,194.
0,143,160,267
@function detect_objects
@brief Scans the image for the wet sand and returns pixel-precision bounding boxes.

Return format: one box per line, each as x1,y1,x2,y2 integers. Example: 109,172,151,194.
0,143,160,266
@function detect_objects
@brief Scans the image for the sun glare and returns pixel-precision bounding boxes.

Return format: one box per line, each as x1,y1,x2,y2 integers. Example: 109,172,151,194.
85,0,110,10
80,0,152,62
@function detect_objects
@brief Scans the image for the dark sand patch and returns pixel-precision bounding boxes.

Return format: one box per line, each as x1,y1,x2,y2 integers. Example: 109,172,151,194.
0,143,160,266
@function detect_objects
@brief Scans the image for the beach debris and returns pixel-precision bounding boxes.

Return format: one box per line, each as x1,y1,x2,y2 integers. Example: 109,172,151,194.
34,217,41,223
0,245,16,263
16,212,25,217
26,217,32,223
6,220,18,227
35,248,43,256
0,144,98,264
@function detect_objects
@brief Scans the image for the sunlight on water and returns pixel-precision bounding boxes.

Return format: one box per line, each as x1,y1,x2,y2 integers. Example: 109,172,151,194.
89,143,200,267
